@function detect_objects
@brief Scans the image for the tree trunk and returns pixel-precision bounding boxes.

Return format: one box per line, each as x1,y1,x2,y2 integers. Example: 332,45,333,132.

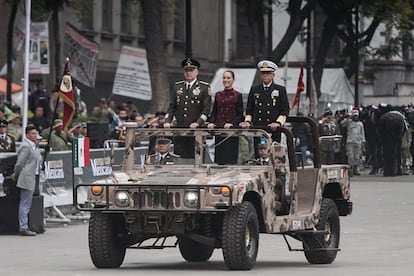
313,16,338,98
247,0,265,59
6,0,20,105
141,0,170,113
271,0,316,63
340,19,379,78
52,8,61,85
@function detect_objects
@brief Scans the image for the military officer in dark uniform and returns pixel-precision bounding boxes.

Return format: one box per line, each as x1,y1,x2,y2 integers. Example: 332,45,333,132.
0,119,16,152
164,58,212,157
146,137,180,165
240,60,290,153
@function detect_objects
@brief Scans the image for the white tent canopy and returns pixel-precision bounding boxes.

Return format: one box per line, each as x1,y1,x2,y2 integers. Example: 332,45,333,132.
210,67,355,116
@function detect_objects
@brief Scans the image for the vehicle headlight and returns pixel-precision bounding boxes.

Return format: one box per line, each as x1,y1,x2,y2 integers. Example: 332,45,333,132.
184,191,199,208
114,191,130,207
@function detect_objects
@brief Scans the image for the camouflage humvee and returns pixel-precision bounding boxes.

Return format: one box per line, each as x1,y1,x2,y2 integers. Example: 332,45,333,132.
74,117,352,270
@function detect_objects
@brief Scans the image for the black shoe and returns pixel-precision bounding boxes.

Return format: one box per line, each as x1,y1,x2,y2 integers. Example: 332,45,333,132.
19,230,36,236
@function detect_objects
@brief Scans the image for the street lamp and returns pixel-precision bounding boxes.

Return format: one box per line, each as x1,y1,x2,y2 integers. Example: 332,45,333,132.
267,0,272,58
185,0,192,58
354,5,359,107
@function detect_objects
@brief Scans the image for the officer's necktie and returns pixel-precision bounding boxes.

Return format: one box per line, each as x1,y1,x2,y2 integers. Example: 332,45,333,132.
262,160,268,165
186,84,190,91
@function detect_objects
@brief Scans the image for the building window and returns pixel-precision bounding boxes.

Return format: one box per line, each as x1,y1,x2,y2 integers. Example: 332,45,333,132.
78,1,93,30
236,5,253,59
174,0,185,41
138,6,145,37
102,0,113,32
121,0,131,34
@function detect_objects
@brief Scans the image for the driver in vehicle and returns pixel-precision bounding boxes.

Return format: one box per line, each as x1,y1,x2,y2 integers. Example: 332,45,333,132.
146,137,180,165
244,142,270,165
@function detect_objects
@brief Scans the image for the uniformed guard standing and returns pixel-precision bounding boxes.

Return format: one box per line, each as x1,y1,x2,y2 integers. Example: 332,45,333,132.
239,60,290,152
164,58,212,157
318,110,341,165
146,137,180,165
0,119,16,152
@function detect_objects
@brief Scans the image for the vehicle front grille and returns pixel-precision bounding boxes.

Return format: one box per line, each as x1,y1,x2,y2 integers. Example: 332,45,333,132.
132,190,181,209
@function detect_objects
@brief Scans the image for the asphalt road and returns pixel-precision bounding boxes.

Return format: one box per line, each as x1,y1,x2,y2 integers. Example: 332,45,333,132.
1,172,413,276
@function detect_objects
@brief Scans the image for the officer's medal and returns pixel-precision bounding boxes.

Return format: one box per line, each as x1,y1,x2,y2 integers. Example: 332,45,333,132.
193,87,201,96
271,90,279,106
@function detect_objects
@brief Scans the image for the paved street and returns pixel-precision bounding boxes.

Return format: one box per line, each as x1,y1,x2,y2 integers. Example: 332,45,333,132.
1,172,413,276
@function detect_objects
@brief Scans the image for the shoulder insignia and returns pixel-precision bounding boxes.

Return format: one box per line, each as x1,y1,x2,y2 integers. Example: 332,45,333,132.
175,80,185,85
170,152,180,158
199,80,210,86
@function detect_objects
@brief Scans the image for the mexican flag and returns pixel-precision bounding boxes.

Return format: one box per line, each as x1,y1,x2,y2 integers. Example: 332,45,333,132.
73,137,90,168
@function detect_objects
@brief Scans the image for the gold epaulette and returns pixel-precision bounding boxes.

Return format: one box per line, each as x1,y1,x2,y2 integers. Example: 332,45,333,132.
175,80,185,85
170,152,181,158
199,80,210,86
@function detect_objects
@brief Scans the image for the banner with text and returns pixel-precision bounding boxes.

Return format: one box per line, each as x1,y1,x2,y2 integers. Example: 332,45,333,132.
29,22,50,74
63,24,99,87
112,46,152,100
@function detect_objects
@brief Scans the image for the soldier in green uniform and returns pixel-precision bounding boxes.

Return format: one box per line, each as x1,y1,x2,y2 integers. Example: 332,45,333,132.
146,137,180,165
7,113,23,141
164,58,212,157
318,110,341,165
0,119,16,152
41,119,71,151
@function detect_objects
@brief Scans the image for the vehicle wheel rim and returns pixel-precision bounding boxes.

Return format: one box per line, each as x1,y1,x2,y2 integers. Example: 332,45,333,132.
245,227,251,250
324,222,331,242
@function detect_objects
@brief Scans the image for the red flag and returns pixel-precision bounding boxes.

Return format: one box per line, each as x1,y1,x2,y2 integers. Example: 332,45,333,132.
290,64,305,110
58,58,76,131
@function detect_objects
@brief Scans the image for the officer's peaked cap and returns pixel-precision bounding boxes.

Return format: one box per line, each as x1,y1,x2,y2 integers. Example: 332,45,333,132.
258,60,277,72
0,119,8,127
181,58,201,69
157,137,172,144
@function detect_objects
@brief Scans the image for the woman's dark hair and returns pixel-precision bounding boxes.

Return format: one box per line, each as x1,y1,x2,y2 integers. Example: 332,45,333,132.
223,70,235,79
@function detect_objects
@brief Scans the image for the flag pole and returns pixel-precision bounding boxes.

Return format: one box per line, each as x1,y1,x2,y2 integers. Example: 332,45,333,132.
42,58,69,169
290,63,305,114
22,0,31,139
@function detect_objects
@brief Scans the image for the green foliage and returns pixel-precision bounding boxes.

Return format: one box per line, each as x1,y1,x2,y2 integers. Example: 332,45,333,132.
360,0,414,60
68,0,93,23
366,37,402,60
31,0,68,21
361,0,413,28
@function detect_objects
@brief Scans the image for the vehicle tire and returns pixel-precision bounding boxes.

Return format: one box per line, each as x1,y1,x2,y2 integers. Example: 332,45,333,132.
88,212,127,268
222,201,259,270
303,198,340,264
178,237,214,262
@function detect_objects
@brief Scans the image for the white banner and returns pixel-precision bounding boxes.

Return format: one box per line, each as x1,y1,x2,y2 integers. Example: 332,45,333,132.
29,22,50,74
63,24,99,87
112,46,152,100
